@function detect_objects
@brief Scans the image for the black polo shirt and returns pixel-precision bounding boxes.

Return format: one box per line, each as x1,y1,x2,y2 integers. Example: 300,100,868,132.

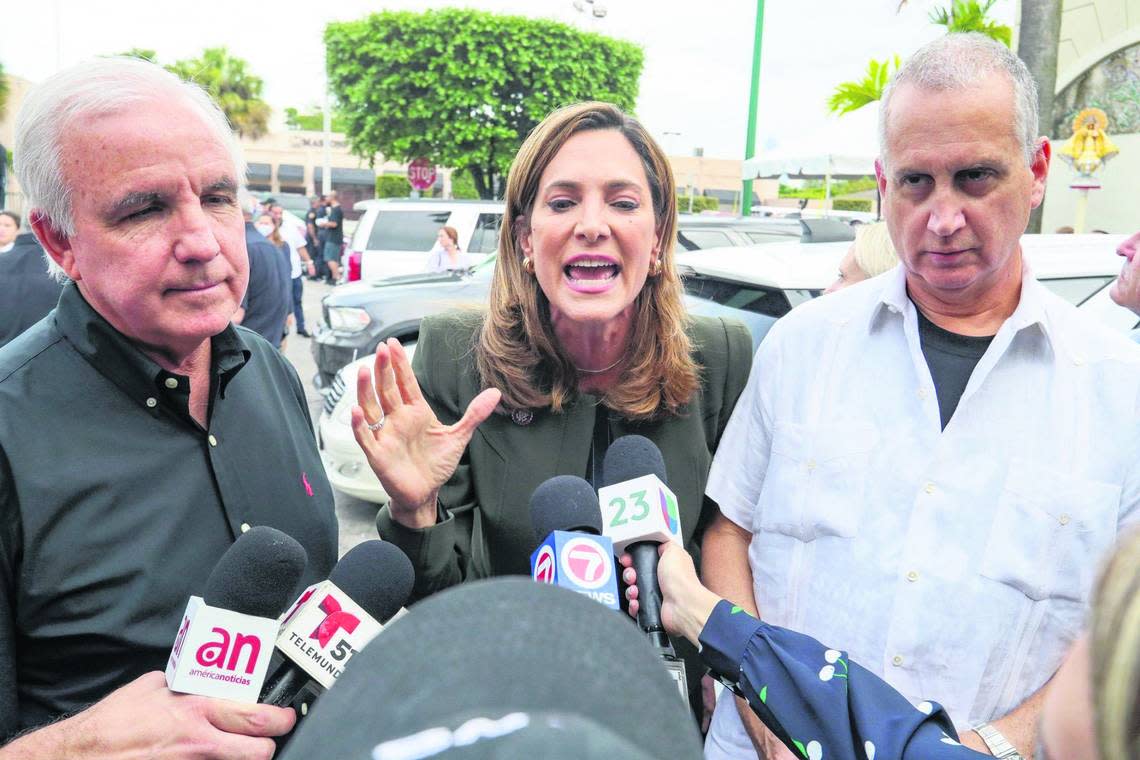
0,233,63,350
0,284,338,737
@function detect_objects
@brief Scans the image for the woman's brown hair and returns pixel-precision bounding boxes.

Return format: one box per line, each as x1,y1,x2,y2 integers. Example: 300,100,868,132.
475,101,698,420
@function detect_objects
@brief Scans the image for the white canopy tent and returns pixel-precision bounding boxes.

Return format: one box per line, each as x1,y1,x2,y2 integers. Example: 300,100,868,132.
741,153,878,214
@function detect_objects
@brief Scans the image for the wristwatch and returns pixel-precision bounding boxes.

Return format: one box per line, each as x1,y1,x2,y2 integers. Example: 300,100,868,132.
973,723,1023,759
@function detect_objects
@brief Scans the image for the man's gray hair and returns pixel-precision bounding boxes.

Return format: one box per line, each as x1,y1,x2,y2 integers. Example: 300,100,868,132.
14,57,246,280
879,33,1039,167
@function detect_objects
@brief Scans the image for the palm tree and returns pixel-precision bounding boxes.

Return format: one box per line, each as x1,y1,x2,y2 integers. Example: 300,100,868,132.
929,0,1012,47
827,56,900,116
1017,0,1063,233
167,47,271,139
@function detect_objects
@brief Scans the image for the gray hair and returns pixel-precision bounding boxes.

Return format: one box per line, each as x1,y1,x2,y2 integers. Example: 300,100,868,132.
879,33,1039,167
13,57,246,281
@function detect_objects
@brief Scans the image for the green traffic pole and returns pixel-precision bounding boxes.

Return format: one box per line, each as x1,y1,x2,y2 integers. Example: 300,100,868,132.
741,0,765,217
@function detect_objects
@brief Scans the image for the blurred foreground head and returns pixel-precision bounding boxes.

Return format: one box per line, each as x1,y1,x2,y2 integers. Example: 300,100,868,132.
282,577,702,760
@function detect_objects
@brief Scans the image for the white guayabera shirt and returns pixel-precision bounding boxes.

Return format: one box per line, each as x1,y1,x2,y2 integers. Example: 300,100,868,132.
703,262,1140,757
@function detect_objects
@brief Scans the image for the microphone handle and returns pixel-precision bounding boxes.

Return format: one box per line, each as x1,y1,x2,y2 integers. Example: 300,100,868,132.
630,540,666,646
260,662,310,707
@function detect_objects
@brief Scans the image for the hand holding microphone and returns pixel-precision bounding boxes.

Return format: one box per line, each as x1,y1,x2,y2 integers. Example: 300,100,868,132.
598,435,683,648
3,527,306,760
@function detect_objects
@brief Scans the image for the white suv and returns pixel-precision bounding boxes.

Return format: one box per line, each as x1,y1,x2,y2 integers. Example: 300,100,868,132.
345,199,504,282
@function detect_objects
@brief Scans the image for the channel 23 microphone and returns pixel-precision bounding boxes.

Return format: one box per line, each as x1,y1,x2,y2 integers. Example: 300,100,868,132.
529,474,620,610
259,539,414,707
598,435,689,702
165,526,308,702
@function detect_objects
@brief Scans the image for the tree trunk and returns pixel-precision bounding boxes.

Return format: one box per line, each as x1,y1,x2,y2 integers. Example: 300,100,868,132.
1018,0,1063,234
470,166,491,200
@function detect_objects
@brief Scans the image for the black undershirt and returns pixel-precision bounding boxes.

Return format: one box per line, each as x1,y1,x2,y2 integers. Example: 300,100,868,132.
915,306,995,430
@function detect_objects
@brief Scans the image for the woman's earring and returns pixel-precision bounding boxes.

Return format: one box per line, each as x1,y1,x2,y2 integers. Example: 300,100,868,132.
522,256,535,275
649,259,662,277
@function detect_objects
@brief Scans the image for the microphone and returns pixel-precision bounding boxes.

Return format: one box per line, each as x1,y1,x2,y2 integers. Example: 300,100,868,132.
259,539,414,707
528,475,620,610
598,436,689,704
165,526,308,702
599,435,682,646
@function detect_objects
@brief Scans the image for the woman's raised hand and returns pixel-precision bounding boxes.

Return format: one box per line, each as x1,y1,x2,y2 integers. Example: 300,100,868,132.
351,338,501,529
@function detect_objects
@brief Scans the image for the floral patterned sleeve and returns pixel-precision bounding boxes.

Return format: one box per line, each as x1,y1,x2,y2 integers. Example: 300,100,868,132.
698,601,988,760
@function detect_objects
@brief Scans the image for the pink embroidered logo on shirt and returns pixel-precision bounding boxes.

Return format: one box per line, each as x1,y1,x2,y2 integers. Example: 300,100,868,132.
302,472,313,497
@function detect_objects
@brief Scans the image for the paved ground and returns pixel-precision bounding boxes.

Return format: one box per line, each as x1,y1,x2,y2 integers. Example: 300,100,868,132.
278,278,379,558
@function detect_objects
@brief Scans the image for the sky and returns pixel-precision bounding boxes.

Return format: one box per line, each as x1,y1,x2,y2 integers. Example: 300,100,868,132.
1,0,1018,161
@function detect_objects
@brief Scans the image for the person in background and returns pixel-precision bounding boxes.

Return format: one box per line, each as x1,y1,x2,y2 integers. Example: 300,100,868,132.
316,190,343,284
234,192,291,348
353,101,752,716
306,194,327,281
1109,229,1140,343
426,225,472,273
702,33,1140,759
0,216,63,349
0,56,336,755
0,211,19,253
824,220,898,294
269,203,315,338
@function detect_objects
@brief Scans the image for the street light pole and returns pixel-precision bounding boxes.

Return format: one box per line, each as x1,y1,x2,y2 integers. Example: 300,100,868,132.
741,0,765,217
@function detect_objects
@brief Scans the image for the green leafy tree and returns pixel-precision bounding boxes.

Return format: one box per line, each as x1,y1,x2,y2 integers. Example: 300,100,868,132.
167,47,271,138
284,106,350,133
929,0,1012,47
118,48,158,62
828,0,1010,115
827,56,899,116
325,9,643,199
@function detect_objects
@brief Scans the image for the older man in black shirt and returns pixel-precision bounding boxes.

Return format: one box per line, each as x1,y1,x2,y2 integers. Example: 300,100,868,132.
0,58,338,757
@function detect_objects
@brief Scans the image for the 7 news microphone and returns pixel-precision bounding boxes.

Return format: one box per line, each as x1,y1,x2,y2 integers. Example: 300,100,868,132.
599,435,689,702
259,539,414,707
528,474,621,609
165,526,308,702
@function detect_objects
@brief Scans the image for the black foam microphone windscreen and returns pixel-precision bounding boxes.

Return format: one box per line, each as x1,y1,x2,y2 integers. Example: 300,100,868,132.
328,540,415,624
600,435,668,488
203,525,308,618
529,474,604,543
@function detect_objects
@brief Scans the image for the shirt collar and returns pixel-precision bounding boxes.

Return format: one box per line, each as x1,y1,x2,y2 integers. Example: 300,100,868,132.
870,258,1059,352
54,283,252,415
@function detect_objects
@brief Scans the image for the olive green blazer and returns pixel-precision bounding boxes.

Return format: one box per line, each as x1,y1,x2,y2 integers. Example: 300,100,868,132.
377,311,753,600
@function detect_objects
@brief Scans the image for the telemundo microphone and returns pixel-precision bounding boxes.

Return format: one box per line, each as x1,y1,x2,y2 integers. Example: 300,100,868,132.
165,526,308,702
598,435,688,702
259,539,415,707
529,474,621,610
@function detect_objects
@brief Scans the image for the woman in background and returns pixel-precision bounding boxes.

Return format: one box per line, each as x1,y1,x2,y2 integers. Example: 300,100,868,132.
426,225,472,273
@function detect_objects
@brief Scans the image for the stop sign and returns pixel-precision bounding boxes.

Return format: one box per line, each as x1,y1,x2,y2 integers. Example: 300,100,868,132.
407,158,437,191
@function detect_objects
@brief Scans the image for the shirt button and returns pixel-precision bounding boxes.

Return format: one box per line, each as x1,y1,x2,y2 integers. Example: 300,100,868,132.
1059,513,1071,526
892,655,904,667
806,459,817,472
1073,356,1085,366
164,377,179,389
906,570,919,582
924,483,935,494
240,522,251,533
917,388,928,400
145,397,157,408
208,435,218,447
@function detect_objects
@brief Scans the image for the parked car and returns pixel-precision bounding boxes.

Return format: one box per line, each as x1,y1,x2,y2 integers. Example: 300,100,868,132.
680,233,1140,351
311,255,495,389
345,199,504,282
318,343,417,503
